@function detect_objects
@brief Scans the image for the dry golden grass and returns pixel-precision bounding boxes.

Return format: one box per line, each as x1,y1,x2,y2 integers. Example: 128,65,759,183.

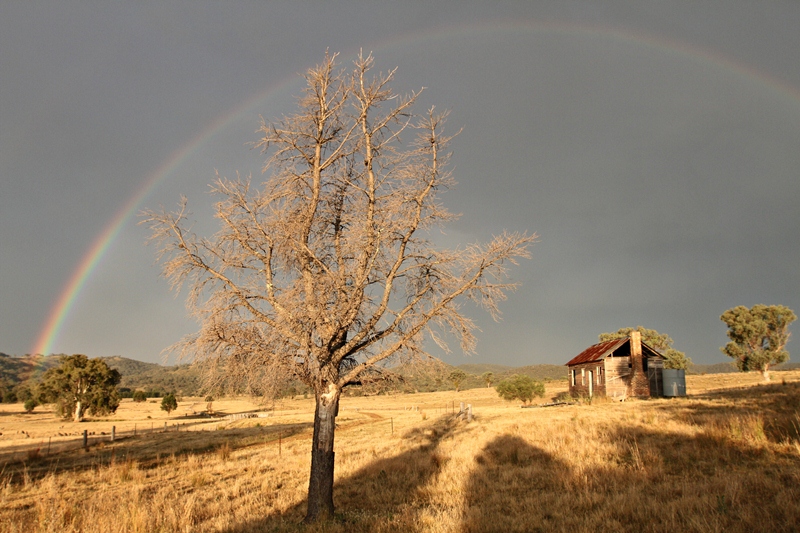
2,371,800,532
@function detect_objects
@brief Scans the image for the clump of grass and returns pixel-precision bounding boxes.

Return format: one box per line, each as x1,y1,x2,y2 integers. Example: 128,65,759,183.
728,414,767,444
26,448,41,462
217,441,231,462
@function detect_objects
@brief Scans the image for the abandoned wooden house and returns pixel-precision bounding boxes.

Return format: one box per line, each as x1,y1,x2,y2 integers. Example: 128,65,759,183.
565,331,667,399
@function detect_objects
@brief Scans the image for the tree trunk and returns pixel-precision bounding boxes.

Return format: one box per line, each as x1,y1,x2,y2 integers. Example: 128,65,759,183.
761,366,771,382
304,387,340,522
73,400,83,422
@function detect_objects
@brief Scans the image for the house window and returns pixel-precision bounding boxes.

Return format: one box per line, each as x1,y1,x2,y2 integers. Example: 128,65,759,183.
581,368,585,385
571,369,576,386
597,367,602,385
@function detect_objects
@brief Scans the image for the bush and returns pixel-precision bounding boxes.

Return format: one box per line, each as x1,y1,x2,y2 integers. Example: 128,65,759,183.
160,393,178,414
495,375,545,404
24,398,38,413
553,391,574,403
133,390,148,403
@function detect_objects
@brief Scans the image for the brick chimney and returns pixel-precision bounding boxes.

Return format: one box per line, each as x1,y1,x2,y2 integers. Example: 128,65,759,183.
630,330,642,360
628,331,650,396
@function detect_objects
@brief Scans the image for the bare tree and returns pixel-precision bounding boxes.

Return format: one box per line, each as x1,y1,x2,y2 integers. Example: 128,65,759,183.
143,52,535,522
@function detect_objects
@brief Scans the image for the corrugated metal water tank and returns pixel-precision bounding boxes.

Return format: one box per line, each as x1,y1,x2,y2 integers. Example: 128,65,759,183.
662,369,686,397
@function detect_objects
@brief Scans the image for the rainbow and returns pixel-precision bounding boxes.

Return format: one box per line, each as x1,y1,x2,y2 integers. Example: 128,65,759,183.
30,20,800,357
30,77,301,356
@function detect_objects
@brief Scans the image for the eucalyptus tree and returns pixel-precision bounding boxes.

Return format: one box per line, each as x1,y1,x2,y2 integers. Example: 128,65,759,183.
38,354,121,422
144,52,534,522
721,304,796,381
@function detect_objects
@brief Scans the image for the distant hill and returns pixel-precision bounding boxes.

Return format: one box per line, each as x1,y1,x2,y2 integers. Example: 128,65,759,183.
0,353,203,399
688,361,800,375
455,363,568,382
0,352,61,386
455,363,516,375
4,351,800,402
101,356,202,396
688,362,736,374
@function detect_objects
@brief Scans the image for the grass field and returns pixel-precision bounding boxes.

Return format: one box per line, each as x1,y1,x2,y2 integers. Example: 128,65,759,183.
2,371,800,532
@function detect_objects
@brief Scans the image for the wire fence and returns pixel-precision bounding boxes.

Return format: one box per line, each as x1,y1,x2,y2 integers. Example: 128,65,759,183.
0,406,465,466
0,418,222,466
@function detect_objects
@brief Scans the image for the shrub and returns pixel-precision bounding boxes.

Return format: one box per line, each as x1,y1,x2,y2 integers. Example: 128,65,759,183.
160,393,178,414
132,390,148,403
23,398,38,413
553,391,574,403
495,375,545,404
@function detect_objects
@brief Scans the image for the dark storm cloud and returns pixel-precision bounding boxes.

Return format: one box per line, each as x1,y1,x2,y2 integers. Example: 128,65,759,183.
1,1,798,366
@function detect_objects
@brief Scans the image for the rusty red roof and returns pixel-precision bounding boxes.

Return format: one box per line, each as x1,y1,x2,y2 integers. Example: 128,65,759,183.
566,338,628,366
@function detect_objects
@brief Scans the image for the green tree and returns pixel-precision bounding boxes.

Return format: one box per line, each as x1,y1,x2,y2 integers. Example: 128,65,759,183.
721,304,797,381
23,398,38,413
161,393,178,414
481,371,494,388
144,52,533,522
13,382,36,404
600,326,673,351
599,326,691,369
132,390,148,403
495,374,545,404
448,370,468,392
38,355,121,422
663,349,691,370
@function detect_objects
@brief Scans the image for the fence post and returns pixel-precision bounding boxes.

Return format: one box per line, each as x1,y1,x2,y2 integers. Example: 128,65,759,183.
47,436,51,456
164,422,167,432
111,426,115,442
82,430,88,448
467,404,473,422
134,423,136,437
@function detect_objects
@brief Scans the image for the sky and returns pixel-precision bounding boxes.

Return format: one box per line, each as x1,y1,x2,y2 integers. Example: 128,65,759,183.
2,2,799,368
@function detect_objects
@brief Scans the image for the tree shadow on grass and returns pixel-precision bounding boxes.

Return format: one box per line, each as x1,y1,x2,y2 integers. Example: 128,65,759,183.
220,414,468,533
459,421,800,533
655,380,800,444
460,435,570,533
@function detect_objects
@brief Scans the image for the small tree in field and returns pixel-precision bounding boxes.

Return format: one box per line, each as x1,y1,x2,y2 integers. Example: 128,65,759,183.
495,374,545,404
721,304,796,381
160,393,178,414
133,390,147,403
482,371,494,388
144,52,534,522
38,354,121,422
448,369,468,392
24,398,38,413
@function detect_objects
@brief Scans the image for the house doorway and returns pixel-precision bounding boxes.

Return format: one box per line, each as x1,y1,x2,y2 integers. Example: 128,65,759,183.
588,370,594,396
